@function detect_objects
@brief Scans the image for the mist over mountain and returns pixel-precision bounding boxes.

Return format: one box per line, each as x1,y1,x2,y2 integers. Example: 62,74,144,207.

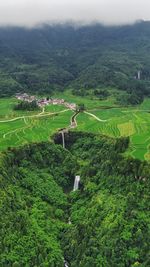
0,0,149,27
0,21,150,103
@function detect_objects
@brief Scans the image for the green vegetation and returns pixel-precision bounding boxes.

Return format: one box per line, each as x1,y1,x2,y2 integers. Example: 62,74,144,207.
0,21,150,267
0,132,149,266
94,89,110,100
0,98,39,119
0,114,72,152
14,100,39,111
77,103,85,112
0,22,150,105
0,93,150,161
0,142,77,266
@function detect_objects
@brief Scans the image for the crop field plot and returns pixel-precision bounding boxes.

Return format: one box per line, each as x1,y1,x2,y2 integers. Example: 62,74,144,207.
118,122,135,136
0,94,150,161
44,104,67,113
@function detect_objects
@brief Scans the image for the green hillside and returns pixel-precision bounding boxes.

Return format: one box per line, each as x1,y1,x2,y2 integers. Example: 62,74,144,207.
0,21,150,105
0,133,149,266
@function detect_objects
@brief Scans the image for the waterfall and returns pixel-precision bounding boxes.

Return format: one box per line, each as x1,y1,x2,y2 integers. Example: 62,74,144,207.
68,217,71,225
73,175,80,191
61,131,65,149
64,260,69,267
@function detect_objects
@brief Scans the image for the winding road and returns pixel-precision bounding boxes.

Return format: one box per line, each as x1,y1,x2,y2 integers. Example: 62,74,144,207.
0,108,70,123
84,111,107,122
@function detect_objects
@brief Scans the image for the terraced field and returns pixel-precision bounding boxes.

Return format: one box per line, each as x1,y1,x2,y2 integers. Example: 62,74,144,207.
0,98,73,150
0,94,150,161
77,103,150,161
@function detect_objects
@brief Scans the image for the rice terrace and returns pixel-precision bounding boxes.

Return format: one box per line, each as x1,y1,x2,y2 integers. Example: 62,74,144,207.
0,90,150,162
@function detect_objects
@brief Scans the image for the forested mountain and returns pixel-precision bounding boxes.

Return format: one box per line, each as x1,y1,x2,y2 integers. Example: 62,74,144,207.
1,21,150,100
0,133,150,266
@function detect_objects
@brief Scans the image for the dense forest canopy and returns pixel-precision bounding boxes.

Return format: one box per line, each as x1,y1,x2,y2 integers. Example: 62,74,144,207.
14,100,39,111
0,21,150,103
0,132,149,266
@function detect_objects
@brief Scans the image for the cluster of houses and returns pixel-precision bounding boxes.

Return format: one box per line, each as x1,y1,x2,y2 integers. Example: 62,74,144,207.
15,93,36,102
15,93,77,111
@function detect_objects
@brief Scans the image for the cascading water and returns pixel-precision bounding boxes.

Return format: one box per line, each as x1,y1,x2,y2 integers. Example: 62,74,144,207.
64,261,69,267
73,175,80,191
64,176,80,267
61,131,65,149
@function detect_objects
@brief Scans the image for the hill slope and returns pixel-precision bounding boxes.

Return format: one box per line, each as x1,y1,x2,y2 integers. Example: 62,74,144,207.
0,21,150,100
0,133,150,266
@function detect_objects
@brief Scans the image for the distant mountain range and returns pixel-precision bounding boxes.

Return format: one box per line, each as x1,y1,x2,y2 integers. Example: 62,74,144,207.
0,21,150,98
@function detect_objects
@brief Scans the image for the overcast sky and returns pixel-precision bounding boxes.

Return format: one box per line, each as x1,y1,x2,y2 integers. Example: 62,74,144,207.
0,0,149,27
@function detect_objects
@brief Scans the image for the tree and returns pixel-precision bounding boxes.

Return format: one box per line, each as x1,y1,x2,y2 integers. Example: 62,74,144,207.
78,103,85,112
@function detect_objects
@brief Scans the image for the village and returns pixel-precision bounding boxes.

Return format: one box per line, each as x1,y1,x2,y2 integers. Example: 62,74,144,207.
15,93,77,110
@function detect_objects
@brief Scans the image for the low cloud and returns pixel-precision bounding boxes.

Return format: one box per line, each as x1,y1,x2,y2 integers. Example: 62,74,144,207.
0,0,149,27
